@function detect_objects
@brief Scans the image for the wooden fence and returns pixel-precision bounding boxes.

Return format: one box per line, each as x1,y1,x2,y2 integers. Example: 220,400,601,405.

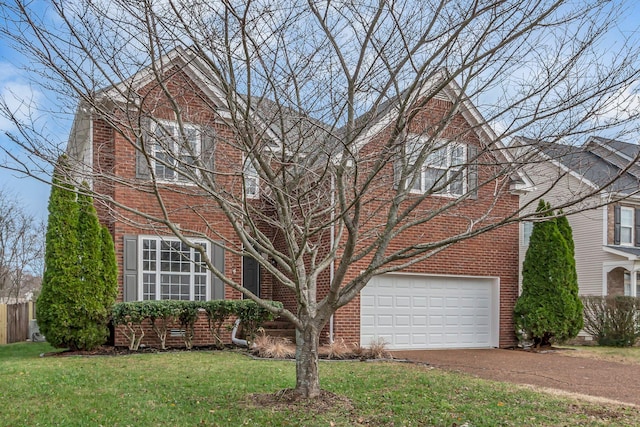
0,301,35,345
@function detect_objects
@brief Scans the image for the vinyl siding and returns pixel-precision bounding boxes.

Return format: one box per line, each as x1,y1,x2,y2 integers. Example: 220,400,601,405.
519,161,609,296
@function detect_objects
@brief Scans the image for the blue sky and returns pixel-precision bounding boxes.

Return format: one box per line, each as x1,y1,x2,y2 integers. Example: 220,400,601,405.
0,2,65,221
1,2,640,222
0,56,54,221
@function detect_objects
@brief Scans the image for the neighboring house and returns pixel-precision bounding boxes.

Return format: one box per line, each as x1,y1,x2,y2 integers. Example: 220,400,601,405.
65,47,528,350
516,136,640,302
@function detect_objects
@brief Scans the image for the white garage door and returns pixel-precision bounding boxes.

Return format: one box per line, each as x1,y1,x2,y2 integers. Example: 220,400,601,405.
360,274,499,350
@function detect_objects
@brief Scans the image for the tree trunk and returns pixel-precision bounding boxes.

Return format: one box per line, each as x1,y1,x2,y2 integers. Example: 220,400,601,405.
294,322,321,398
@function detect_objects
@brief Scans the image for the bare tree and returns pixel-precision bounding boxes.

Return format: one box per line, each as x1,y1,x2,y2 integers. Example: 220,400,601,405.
0,189,44,303
2,0,640,398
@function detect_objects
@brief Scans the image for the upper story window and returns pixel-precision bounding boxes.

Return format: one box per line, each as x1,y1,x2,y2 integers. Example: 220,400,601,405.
151,121,201,182
243,158,259,199
140,237,209,301
614,205,638,246
620,207,634,245
405,137,477,197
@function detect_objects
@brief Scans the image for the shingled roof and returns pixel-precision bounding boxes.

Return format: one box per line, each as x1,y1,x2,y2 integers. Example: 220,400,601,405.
534,138,640,195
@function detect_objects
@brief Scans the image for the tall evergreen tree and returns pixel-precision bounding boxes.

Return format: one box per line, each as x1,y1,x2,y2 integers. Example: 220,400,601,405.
514,200,583,347
37,159,82,349
38,168,117,350
100,225,118,315
555,211,583,334
74,186,111,349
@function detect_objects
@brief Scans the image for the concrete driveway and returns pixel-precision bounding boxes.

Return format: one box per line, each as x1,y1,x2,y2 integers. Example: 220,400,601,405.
392,349,640,406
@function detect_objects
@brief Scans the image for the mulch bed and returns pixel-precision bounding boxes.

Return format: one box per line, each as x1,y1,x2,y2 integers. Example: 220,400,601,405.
41,345,229,357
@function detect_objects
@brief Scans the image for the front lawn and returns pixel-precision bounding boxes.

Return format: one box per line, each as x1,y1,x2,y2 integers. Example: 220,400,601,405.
565,345,640,365
1,342,639,426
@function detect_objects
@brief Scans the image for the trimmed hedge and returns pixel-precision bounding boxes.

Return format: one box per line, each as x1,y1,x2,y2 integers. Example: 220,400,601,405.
582,296,640,347
112,299,283,350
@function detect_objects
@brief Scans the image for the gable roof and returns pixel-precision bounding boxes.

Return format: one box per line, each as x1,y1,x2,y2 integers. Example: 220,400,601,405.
591,137,640,160
521,137,640,196
347,70,532,191
70,47,533,191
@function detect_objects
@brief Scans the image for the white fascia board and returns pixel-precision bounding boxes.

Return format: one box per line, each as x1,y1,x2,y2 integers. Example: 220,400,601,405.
586,135,634,162
97,47,227,110
350,72,534,191
600,190,640,204
351,71,449,152
94,46,285,148
442,80,534,191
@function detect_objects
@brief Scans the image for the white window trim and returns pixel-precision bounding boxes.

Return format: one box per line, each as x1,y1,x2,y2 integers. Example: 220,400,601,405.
151,120,202,184
137,235,211,301
620,206,634,246
407,137,467,197
243,157,260,199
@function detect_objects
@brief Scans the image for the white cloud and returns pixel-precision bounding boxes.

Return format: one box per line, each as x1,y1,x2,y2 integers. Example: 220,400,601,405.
593,83,640,124
0,63,42,132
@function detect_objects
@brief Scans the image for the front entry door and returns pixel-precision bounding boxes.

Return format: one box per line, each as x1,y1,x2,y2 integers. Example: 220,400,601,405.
242,256,260,298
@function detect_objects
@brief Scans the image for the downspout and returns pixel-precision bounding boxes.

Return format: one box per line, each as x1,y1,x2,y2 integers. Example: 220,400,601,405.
329,173,335,343
231,318,248,347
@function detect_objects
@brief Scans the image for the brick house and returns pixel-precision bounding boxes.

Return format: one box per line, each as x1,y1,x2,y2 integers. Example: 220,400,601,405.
66,47,528,350
516,136,640,305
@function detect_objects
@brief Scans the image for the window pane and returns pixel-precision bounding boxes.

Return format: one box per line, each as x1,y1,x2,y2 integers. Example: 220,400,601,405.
194,275,207,300
160,274,191,300
621,209,633,227
406,137,421,165
621,227,632,244
426,147,447,167
155,150,175,180
411,171,423,191
449,170,464,195
143,273,156,300
424,167,445,192
142,239,156,271
451,145,465,166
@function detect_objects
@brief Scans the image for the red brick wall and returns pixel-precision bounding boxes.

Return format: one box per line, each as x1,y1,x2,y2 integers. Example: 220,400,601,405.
114,314,238,348
93,67,268,345
328,96,520,348
95,66,519,349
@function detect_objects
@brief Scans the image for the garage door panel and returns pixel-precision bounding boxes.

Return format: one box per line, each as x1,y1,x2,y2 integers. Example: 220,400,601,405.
413,315,427,326
429,296,444,307
361,274,497,350
361,295,375,308
378,295,393,307
396,315,410,326
413,297,427,308
396,296,411,308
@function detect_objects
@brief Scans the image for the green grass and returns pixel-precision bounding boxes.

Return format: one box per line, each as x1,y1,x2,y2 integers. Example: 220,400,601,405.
1,342,639,426
565,345,640,364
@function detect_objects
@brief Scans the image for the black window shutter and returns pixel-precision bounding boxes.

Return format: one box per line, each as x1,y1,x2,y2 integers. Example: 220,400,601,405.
393,159,401,190
201,126,216,175
635,208,640,246
614,205,621,245
123,235,138,301
136,117,151,179
467,144,479,199
212,242,225,300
